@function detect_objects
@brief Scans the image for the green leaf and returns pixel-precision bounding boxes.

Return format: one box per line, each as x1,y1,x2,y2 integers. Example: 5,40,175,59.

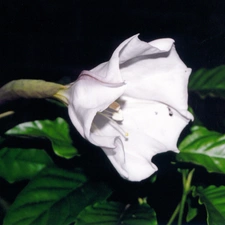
5,117,78,159
0,147,54,183
177,126,225,174
189,65,225,98
186,197,198,222
194,185,225,225
76,201,157,225
188,106,203,126
3,167,112,225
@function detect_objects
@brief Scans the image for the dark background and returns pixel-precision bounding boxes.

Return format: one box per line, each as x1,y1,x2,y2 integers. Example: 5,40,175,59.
2,0,225,85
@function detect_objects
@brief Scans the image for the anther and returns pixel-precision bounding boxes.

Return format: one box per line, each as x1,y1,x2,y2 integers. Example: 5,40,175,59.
112,109,124,122
98,111,128,139
109,102,120,112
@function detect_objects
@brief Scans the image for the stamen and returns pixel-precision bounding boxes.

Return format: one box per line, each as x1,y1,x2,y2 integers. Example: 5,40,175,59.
98,111,129,139
109,102,120,111
108,101,124,121
112,109,124,122
101,109,114,116
102,109,124,122
91,123,101,134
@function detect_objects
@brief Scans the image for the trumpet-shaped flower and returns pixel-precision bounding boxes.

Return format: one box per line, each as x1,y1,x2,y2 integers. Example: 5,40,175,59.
66,34,193,181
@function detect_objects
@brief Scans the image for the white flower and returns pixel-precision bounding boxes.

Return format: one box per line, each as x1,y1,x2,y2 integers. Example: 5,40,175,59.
67,34,193,181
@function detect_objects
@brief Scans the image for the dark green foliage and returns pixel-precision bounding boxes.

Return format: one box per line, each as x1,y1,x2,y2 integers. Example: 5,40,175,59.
2,66,225,225
76,201,157,225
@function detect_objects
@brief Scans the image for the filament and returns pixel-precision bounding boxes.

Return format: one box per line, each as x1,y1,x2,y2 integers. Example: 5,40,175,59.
97,111,129,139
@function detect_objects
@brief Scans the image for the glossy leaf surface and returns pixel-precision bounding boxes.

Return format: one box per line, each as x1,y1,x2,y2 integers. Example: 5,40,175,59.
194,185,225,225
177,126,225,174
76,201,157,225
5,117,78,159
189,65,225,98
0,147,53,183
3,167,112,225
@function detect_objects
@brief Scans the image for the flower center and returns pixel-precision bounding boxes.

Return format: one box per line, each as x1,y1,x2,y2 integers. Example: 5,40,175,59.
92,101,129,139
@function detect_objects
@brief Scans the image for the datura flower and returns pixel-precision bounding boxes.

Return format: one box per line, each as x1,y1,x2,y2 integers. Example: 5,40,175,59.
65,34,193,181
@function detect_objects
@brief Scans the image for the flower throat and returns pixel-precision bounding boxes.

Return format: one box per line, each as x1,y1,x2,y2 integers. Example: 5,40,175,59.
93,102,129,139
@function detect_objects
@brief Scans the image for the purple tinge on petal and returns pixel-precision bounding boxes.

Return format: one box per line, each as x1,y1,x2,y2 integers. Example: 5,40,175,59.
79,70,126,87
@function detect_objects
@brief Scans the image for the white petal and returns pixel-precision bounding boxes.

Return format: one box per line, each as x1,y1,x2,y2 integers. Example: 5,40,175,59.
119,96,191,150
68,75,125,142
89,35,139,83
93,111,166,181
66,34,193,182
89,34,168,83
149,38,175,51
120,39,191,115
91,96,190,181
101,131,167,181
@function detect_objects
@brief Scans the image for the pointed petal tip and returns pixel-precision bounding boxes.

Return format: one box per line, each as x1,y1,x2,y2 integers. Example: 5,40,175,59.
123,158,159,182
149,38,175,51
125,166,158,182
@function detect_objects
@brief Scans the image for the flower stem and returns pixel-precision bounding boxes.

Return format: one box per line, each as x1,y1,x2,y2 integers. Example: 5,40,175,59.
167,203,180,225
167,169,195,225
0,111,14,119
178,169,195,225
177,190,187,225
